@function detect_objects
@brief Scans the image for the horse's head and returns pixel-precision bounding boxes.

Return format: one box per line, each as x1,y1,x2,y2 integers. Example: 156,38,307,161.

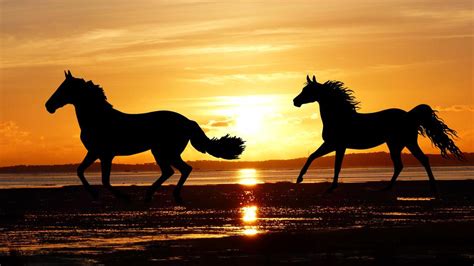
45,70,83,113
293,75,323,107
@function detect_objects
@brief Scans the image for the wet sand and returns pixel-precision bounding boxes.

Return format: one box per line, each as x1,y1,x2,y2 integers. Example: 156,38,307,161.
1,180,473,265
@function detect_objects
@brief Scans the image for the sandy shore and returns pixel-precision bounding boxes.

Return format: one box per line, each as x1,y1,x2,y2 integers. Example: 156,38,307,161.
1,180,473,265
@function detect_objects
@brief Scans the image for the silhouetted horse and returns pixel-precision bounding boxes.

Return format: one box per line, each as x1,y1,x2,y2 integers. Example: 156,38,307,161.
293,75,463,194
46,71,245,203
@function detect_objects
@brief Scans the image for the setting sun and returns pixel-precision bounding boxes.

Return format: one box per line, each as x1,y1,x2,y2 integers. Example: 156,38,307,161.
230,96,277,136
208,95,279,138
235,107,263,135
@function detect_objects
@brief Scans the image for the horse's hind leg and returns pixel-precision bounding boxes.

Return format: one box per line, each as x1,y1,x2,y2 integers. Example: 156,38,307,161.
145,151,174,202
100,156,130,201
382,143,404,191
171,157,192,205
407,142,438,195
77,152,99,199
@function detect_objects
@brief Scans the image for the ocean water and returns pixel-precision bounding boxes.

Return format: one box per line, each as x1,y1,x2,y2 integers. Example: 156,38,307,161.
1,167,473,258
0,166,473,188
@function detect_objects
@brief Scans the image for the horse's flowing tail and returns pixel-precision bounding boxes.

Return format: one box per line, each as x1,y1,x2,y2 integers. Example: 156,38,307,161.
409,104,463,160
189,121,245,159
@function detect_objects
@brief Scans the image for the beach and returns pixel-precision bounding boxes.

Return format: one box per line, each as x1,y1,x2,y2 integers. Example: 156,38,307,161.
1,180,473,265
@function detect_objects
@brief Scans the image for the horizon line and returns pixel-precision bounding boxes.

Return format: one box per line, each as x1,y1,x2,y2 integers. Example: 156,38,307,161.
1,151,472,168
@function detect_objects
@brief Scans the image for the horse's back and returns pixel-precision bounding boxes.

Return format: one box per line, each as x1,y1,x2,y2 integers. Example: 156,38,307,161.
329,108,413,149
82,110,195,155
356,108,408,125
116,110,193,130
118,109,194,137
124,110,189,122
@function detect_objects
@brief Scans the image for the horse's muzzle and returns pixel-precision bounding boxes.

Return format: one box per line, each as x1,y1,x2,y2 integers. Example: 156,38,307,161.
293,100,302,108
45,103,56,114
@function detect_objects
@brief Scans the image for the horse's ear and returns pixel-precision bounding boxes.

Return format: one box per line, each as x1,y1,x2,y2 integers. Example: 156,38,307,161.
64,70,68,78
306,75,311,83
312,75,317,83
67,70,72,77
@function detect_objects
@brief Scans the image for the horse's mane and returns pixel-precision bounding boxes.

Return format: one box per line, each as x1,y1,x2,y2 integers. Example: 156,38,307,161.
81,79,113,108
322,80,360,112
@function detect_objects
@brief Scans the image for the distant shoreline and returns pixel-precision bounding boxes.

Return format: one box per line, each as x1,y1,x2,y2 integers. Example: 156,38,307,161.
1,152,472,173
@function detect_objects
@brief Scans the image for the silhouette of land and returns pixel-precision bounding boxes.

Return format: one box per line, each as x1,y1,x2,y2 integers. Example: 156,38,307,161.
1,152,473,173
1,181,473,265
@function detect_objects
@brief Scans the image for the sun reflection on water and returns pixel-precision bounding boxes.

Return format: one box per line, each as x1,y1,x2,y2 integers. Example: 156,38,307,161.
241,205,260,236
242,206,258,223
397,197,435,201
238,168,262,186
242,228,259,236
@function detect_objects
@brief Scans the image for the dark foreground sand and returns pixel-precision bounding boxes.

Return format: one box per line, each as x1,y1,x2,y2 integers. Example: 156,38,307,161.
1,180,473,265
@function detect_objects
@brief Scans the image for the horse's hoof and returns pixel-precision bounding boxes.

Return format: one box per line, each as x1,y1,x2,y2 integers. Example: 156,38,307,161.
88,189,99,200
296,177,303,184
174,197,184,205
173,194,184,206
324,185,337,193
144,195,152,203
116,193,132,203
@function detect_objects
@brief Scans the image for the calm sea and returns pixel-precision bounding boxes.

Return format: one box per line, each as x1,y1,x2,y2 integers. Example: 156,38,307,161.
0,166,473,188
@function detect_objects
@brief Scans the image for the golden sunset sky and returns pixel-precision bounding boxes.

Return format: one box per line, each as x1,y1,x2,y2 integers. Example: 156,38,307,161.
0,0,473,166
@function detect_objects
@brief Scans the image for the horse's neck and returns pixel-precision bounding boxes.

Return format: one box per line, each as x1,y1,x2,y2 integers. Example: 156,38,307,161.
74,103,114,130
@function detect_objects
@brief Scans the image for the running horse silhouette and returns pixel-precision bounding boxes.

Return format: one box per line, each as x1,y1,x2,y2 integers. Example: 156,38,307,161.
293,75,463,194
46,71,245,203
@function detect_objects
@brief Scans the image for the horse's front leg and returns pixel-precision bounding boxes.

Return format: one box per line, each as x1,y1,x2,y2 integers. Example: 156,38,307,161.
77,152,99,199
100,156,130,201
297,142,334,183
326,147,346,192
